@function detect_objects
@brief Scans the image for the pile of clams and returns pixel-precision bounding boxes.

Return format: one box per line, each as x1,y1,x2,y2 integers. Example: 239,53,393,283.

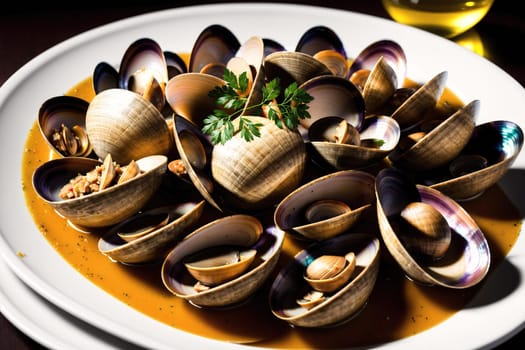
30,22,523,326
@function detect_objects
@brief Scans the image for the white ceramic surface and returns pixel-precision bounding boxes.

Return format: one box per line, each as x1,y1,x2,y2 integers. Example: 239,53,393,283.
1,3,524,349
0,257,145,349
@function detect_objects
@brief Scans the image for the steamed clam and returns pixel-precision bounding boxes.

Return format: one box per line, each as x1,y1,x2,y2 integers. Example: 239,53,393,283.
86,88,174,165
162,214,285,308
32,154,168,229
388,99,479,172
269,233,380,327
307,115,401,170
348,39,407,91
37,95,94,158
375,168,490,288
92,37,172,111
98,201,206,264
210,115,307,212
295,25,349,78
274,170,376,241
188,24,241,74
425,119,524,200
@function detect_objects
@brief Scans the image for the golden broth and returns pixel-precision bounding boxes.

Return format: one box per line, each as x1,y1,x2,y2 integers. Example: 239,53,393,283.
21,75,522,348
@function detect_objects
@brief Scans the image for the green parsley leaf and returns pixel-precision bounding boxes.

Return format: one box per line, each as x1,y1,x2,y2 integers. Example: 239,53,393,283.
202,68,313,145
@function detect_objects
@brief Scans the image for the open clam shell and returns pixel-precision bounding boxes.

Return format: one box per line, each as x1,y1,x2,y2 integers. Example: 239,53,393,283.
299,75,365,131
348,39,407,90
274,170,376,241
172,114,221,211
389,99,479,172
295,25,348,78
98,201,206,264
308,115,400,170
295,25,347,58
375,168,491,288
86,88,173,165
390,71,448,131
264,50,333,89
269,233,380,328
32,155,167,229
188,24,240,74
37,95,94,158
428,120,524,200
162,214,285,308
166,72,226,127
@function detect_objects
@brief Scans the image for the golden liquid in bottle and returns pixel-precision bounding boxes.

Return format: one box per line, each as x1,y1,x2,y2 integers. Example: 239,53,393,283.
381,0,495,38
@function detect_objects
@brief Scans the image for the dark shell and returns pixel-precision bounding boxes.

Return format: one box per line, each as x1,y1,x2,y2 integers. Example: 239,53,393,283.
263,38,286,57
164,51,188,79
348,39,407,89
118,37,168,91
92,62,120,94
295,25,347,59
172,114,221,211
189,24,241,73
37,95,95,158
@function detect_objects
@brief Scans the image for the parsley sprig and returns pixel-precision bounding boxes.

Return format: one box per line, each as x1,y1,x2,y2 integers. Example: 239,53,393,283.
202,69,313,145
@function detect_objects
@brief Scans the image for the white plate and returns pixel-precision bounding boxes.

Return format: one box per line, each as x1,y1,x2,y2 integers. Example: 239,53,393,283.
1,3,524,349
0,257,146,350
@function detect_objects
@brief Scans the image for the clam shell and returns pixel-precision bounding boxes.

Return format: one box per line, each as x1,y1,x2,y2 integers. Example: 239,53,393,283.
118,38,169,93
211,116,307,212
85,88,173,165
361,56,398,114
188,24,240,73
165,72,226,127
269,233,380,328
348,39,407,89
92,62,120,94
164,51,188,79
389,99,479,171
98,201,205,264
295,25,347,59
299,75,365,130
430,119,524,200
274,170,376,241
304,252,357,293
32,155,168,229
172,115,220,211
162,214,284,308
264,50,332,89
184,247,257,286
37,95,94,158
308,115,400,170
390,71,448,131
375,168,491,288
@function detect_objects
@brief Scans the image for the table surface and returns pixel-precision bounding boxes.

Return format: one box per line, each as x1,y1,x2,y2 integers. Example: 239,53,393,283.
1,1,524,349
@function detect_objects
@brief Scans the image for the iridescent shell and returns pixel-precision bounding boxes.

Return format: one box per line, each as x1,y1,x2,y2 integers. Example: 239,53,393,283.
375,168,490,288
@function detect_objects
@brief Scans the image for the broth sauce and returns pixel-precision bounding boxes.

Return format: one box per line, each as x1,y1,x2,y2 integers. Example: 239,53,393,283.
21,77,522,348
